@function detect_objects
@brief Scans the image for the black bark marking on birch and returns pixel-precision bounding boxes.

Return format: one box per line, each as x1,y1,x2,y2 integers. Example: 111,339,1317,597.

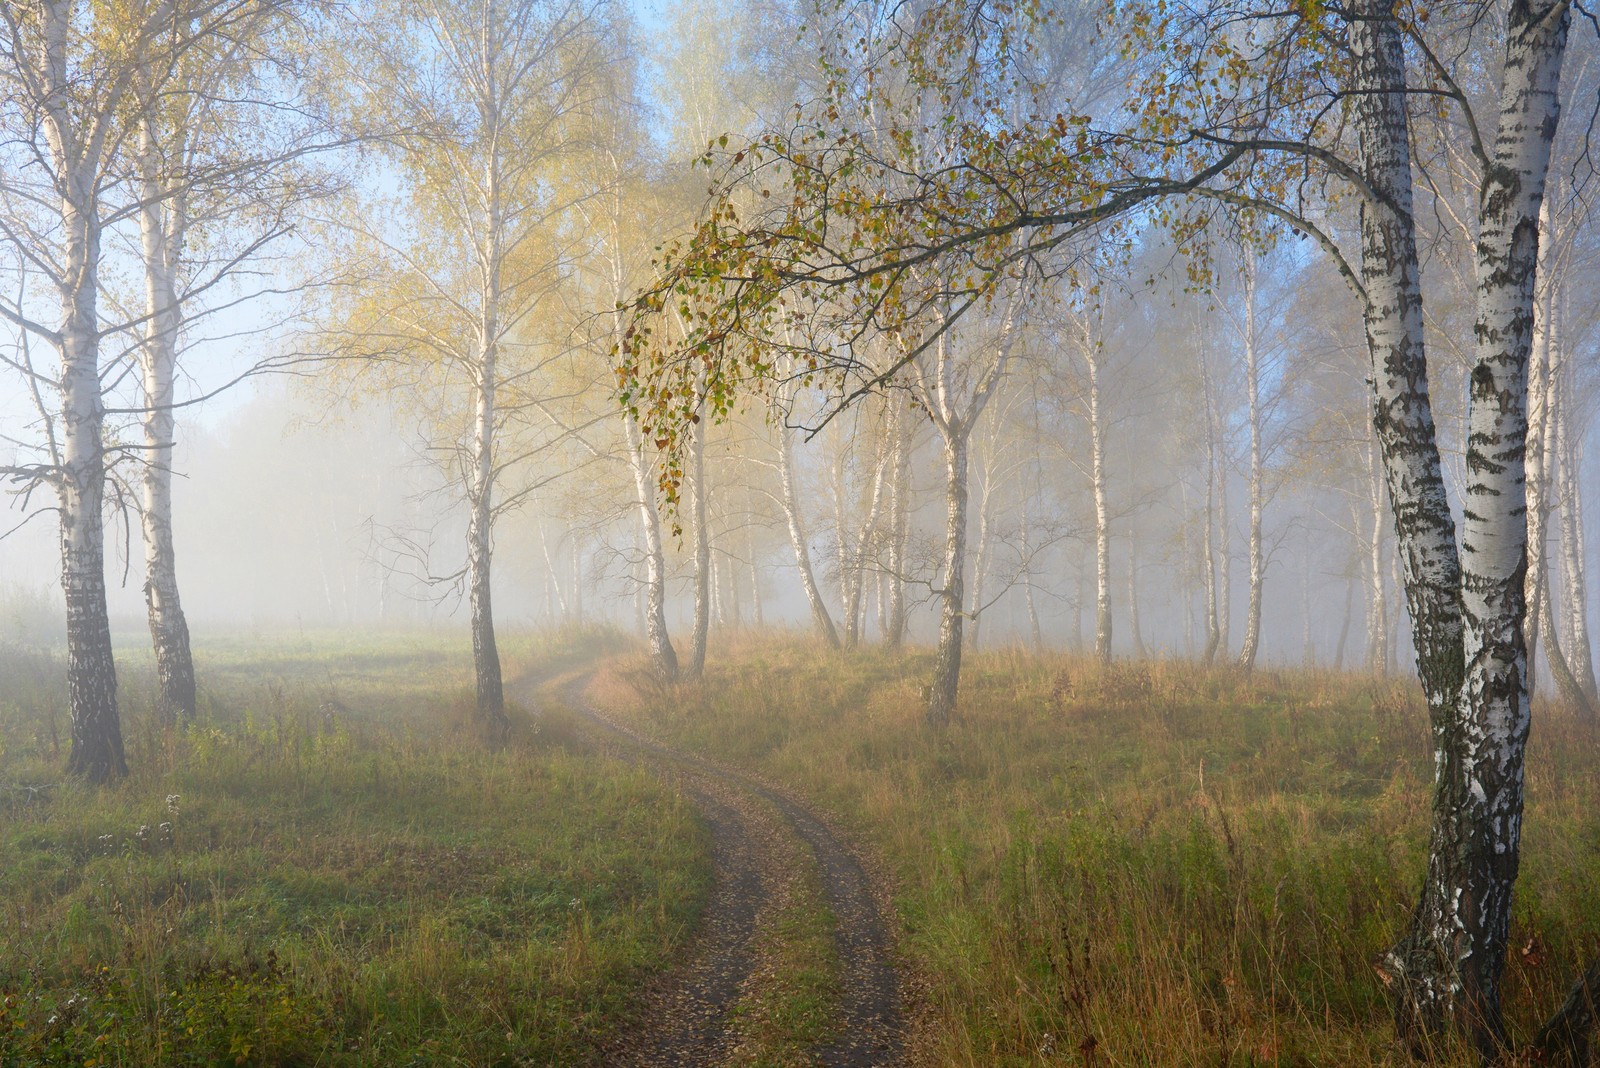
550,674,906,1066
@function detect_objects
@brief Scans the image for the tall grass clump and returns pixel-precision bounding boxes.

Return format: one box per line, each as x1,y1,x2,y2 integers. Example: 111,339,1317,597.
0,629,706,1067
596,638,1600,1066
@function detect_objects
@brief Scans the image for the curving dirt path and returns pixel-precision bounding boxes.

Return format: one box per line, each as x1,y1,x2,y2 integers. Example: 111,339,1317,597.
540,673,905,1067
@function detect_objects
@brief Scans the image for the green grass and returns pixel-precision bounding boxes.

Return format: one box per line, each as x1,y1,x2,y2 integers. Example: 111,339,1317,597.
597,638,1600,1067
0,627,707,1067
732,823,839,1067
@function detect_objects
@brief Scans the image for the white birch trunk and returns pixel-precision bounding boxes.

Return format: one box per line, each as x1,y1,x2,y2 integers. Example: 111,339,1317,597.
468,330,505,732
687,414,710,679
1366,437,1391,676
884,393,911,649
1089,335,1112,665
1236,258,1265,673
59,167,125,783
1355,0,1571,1048
919,300,1018,723
1126,532,1146,659
776,400,841,648
1555,381,1597,702
136,113,197,727
1201,352,1222,665
1216,388,1232,658
927,428,968,726
34,0,127,782
609,199,677,675
968,446,995,652
1021,496,1043,652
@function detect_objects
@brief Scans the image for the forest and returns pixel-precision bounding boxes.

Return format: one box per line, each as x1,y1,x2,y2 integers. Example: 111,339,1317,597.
1,0,1598,1063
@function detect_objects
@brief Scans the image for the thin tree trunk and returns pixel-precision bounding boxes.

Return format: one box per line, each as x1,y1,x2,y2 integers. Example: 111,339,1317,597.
469,349,505,735
1366,437,1390,676
711,538,726,628
1217,392,1232,658
1202,352,1222,665
687,415,710,679
136,115,196,727
777,400,841,648
1525,207,1592,715
831,439,855,647
1071,564,1085,652
1302,553,1315,666
1089,336,1112,665
920,300,1018,721
746,509,765,629
884,393,911,649
927,429,968,727
573,538,584,624
1526,214,1553,700
1237,256,1265,673
1334,576,1354,671
1556,380,1597,703
537,517,568,619
610,201,677,677
1127,532,1147,658
969,448,995,652
467,144,507,736
840,410,891,650
1022,496,1044,652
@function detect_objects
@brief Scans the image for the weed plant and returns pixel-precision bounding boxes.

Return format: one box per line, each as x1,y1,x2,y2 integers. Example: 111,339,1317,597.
600,638,1600,1066
0,627,705,1066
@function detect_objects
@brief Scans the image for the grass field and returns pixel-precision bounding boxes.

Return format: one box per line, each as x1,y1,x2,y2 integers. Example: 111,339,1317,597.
0,628,708,1067
9,628,1600,1066
592,637,1600,1067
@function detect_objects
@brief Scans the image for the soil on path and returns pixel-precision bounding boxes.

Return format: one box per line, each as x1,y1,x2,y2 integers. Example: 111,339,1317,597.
534,672,906,1067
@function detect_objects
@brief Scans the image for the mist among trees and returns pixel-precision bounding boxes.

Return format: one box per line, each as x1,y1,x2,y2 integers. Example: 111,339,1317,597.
4,0,1600,1062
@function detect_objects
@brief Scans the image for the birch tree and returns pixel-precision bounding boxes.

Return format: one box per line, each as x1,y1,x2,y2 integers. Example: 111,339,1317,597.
574,73,678,681
620,0,1588,1049
906,291,1021,725
332,0,611,733
0,0,300,780
773,377,843,649
124,4,335,726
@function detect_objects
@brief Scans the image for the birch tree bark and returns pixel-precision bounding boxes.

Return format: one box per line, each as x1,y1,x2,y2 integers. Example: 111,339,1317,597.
968,422,998,652
1126,533,1147,659
134,93,198,729
1347,0,1573,1049
1201,347,1223,666
333,0,609,732
1366,437,1391,676
1236,256,1265,673
884,392,912,649
626,416,679,680
1525,272,1592,713
0,0,196,781
469,310,506,730
1087,319,1113,666
59,168,125,783
1021,504,1044,652
915,299,1019,725
1555,384,1597,704
776,386,842,648
926,425,970,726
686,410,711,680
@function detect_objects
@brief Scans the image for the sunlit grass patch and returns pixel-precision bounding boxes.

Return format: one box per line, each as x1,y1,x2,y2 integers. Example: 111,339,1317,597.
0,628,705,1066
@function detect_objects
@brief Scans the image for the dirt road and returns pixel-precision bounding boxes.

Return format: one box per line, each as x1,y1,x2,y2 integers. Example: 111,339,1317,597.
547,674,905,1067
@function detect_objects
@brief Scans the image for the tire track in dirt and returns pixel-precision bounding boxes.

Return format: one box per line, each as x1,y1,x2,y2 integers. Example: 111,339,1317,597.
543,672,905,1067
